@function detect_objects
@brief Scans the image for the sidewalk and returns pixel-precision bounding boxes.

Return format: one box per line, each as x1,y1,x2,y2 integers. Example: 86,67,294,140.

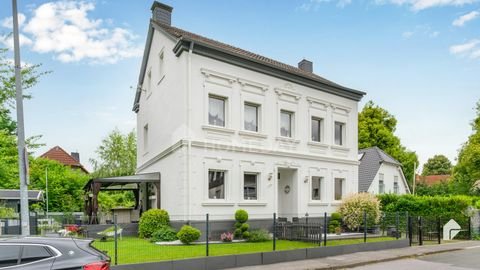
225,241,480,270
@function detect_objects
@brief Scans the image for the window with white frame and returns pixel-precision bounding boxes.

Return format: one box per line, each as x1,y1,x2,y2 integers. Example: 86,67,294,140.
143,124,149,151
334,178,345,200
209,95,226,127
244,103,259,132
394,176,399,194
208,170,225,199
379,173,385,194
311,176,323,200
243,173,258,200
334,121,345,146
280,110,293,137
311,117,323,142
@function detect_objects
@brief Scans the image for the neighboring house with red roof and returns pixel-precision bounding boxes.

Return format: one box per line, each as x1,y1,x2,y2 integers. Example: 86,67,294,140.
40,146,89,174
415,174,451,186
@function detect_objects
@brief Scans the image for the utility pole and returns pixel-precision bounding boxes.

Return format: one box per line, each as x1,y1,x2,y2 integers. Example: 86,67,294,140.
12,0,30,236
45,167,49,221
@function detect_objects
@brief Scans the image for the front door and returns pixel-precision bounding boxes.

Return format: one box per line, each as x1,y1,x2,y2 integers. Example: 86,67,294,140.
277,168,298,220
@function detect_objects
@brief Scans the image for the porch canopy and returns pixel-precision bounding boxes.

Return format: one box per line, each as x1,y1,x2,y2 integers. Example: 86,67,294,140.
84,172,160,224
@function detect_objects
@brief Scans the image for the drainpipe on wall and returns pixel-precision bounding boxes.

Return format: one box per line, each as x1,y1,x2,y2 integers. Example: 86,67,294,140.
186,41,194,221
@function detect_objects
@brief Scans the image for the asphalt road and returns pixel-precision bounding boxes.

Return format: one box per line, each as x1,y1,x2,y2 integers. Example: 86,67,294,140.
350,246,480,270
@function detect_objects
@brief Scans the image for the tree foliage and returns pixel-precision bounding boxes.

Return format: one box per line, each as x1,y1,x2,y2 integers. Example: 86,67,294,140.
453,101,480,195
90,129,136,178
359,101,418,188
422,155,452,176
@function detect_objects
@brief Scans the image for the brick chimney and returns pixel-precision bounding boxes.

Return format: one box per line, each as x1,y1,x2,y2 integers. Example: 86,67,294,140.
298,59,313,73
71,152,80,163
151,1,173,25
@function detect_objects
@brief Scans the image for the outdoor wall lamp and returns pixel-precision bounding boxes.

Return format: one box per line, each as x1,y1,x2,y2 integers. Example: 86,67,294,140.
268,173,273,181
304,176,309,183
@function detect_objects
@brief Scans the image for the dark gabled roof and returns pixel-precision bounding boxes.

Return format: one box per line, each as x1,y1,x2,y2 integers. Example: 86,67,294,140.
358,147,402,192
0,189,43,201
133,19,366,112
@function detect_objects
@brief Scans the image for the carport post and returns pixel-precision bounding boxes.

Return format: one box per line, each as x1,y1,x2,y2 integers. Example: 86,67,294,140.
114,215,118,265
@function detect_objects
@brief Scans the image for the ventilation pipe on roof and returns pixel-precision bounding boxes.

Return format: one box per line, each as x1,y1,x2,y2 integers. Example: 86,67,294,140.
298,59,313,73
151,1,173,25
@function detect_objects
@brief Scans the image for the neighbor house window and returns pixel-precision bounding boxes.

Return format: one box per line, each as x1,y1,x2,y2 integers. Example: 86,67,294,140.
280,110,293,137
208,170,225,199
244,103,259,132
311,176,323,200
379,173,385,194
311,117,323,142
394,176,399,194
209,95,226,127
334,122,345,146
334,178,345,200
143,124,149,151
243,173,258,200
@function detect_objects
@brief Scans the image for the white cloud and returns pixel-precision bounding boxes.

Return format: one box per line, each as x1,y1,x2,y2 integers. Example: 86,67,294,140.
402,31,414,38
299,0,352,11
375,0,477,11
1,13,26,28
449,39,480,58
401,25,439,39
452,10,480,26
0,1,142,64
0,33,33,49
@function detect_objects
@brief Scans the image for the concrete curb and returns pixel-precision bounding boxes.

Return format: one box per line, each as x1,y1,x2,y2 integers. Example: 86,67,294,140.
311,247,465,270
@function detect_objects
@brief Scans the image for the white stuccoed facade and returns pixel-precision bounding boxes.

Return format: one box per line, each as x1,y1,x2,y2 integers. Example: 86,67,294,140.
134,2,365,220
367,163,409,195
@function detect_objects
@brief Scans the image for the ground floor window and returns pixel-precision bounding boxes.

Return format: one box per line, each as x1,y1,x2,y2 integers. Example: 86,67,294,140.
208,170,225,199
311,176,323,200
243,173,258,200
334,178,345,200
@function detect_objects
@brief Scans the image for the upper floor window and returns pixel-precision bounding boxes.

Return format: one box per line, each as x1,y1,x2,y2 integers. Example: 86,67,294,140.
280,110,293,137
311,117,323,142
244,173,258,200
244,103,259,132
334,122,345,146
379,173,385,194
334,178,345,200
311,176,323,200
208,170,225,199
209,95,226,127
394,176,399,194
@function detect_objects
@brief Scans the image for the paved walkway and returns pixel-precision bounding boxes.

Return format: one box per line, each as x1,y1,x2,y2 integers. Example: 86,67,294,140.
225,241,480,270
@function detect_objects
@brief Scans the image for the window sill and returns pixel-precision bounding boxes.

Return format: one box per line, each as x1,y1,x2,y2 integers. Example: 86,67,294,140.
201,201,235,206
275,136,300,144
202,125,235,134
238,130,268,139
331,201,342,206
308,202,329,206
238,201,267,206
331,145,350,152
307,141,329,148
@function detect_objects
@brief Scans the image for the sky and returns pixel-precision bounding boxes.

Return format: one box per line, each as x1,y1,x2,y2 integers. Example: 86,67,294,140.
0,0,479,172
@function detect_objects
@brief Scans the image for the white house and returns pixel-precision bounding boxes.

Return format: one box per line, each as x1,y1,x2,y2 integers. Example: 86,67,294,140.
358,147,410,195
133,1,366,221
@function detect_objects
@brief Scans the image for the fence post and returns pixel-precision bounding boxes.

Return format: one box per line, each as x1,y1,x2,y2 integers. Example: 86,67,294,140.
206,213,209,257
468,216,472,240
408,215,412,246
437,217,441,244
114,215,118,266
405,211,409,239
395,212,399,240
323,212,327,246
418,217,423,246
273,213,276,251
363,211,367,243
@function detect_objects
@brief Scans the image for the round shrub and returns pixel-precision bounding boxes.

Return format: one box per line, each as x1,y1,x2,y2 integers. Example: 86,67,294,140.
246,229,271,242
242,231,250,239
240,223,250,232
235,209,249,223
235,222,242,228
331,212,342,221
177,225,201,244
339,193,380,231
139,209,170,238
150,226,177,242
234,228,243,238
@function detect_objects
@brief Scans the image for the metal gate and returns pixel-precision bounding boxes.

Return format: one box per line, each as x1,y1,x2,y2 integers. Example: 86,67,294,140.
408,216,441,246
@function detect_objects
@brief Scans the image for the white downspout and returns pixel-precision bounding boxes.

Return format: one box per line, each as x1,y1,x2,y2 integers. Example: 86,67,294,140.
186,41,194,221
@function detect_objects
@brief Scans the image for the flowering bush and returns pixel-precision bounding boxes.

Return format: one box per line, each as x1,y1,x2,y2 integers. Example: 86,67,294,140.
339,193,380,231
220,232,234,242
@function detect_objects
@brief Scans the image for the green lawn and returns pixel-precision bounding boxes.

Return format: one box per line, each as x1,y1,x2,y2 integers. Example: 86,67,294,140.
93,236,397,265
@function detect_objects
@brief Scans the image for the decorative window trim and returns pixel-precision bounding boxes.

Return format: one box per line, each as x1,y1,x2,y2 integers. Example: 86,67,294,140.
238,78,269,96
274,88,301,104
201,68,236,88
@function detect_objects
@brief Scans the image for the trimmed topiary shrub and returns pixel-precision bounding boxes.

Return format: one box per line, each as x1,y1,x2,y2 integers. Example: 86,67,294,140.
139,209,170,238
235,209,249,223
339,193,381,231
234,228,242,238
328,212,343,233
235,222,242,228
177,225,201,244
247,229,271,242
150,226,177,242
240,223,250,232
242,231,250,239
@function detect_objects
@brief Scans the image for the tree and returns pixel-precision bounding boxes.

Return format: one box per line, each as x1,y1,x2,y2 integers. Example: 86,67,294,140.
452,101,480,194
0,130,19,188
90,128,136,178
359,101,419,188
422,155,452,176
